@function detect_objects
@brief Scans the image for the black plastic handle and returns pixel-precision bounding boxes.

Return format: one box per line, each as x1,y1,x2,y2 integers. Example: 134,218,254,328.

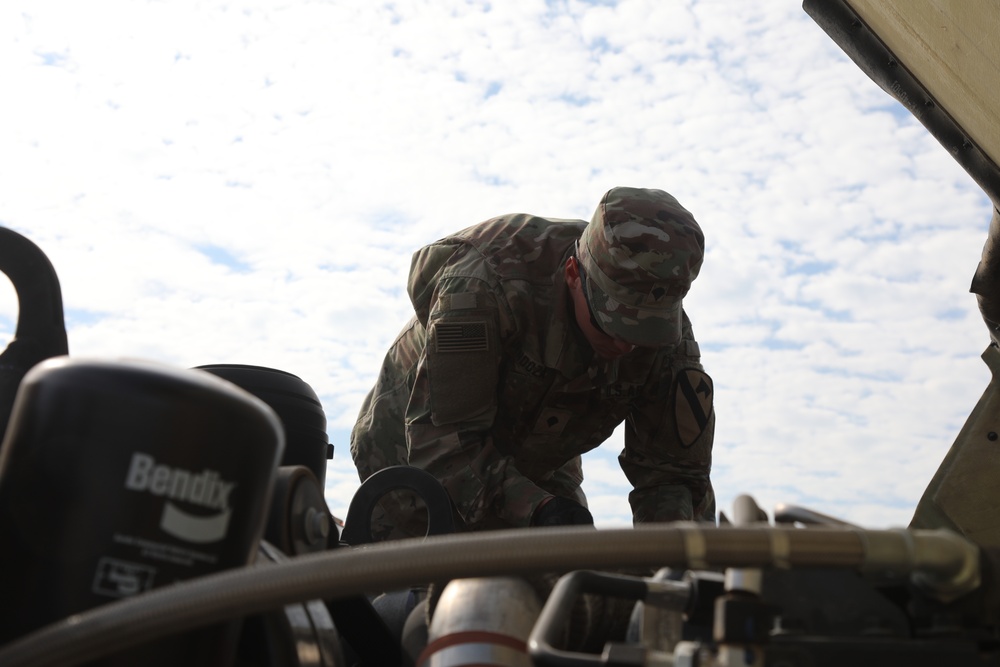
0,227,69,436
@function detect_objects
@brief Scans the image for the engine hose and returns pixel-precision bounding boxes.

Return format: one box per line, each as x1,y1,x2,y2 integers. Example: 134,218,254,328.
0,524,982,667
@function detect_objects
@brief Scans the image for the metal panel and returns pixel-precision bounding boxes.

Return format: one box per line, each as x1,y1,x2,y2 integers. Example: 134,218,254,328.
804,0,1000,207
846,0,1000,170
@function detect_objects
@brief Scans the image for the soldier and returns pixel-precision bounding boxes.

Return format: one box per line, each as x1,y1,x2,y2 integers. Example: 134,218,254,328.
350,186,715,538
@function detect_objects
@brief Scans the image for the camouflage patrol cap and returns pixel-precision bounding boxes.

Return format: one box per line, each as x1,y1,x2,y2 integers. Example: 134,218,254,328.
577,187,704,347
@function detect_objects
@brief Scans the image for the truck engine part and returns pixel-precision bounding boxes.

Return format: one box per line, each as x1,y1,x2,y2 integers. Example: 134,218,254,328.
0,356,285,665
331,464,460,665
912,342,1000,550
340,464,456,546
420,577,542,667
197,364,332,486
773,503,857,527
626,567,723,657
712,495,769,666
236,541,346,667
530,570,674,667
0,523,988,667
0,227,68,438
265,465,334,557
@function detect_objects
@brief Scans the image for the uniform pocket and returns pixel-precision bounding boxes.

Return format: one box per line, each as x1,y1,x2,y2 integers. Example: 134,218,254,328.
427,313,499,425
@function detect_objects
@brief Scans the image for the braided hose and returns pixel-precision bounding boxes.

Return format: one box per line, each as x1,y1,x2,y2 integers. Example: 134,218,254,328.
0,524,981,667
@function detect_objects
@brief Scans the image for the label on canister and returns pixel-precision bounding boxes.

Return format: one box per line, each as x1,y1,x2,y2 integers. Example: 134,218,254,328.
0,358,284,655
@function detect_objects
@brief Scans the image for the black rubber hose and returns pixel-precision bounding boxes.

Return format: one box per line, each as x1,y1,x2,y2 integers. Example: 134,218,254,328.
529,570,650,667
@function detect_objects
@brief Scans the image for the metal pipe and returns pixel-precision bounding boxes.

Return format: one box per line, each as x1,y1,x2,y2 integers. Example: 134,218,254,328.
0,525,983,667
773,503,856,527
725,494,767,594
420,577,542,667
529,571,652,667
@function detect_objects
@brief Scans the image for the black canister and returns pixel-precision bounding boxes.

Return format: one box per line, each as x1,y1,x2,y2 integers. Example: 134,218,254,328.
196,364,331,485
0,357,284,664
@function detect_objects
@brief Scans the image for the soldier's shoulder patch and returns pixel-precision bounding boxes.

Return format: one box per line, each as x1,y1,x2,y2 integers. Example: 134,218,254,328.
674,368,713,448
443,291,478,310
434,320,489,353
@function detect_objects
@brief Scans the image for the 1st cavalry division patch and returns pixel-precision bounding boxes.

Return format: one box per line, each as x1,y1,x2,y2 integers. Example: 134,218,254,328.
674,368,714,448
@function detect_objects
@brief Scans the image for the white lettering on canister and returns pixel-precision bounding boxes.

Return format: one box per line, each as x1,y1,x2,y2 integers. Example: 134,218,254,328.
125,453,237,544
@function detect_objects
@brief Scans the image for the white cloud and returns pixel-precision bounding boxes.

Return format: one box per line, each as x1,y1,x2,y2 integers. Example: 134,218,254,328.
0,0,993,534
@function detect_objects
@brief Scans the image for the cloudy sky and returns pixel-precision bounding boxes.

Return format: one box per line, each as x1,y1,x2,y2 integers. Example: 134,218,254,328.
1,0,993,529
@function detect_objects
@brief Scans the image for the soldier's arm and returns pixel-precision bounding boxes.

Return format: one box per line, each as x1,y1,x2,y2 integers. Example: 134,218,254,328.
403,273,551,528
619,342,716,524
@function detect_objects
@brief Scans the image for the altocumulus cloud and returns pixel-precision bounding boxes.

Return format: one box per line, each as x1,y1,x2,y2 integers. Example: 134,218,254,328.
0,0,992,527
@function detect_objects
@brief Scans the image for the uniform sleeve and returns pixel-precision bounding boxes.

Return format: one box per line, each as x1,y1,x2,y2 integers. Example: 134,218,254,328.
403,271,551,528
619,343,716,524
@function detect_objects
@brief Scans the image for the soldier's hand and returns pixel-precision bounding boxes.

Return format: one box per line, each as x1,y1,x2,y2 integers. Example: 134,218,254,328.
531,496,594,527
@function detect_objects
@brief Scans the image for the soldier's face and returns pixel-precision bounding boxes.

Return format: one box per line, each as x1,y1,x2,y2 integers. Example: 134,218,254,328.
566,257,636,359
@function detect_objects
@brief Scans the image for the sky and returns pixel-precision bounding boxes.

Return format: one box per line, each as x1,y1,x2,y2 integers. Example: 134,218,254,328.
0,0,994,530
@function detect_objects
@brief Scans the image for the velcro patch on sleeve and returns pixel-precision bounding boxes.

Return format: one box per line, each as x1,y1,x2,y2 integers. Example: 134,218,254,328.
531,407,573,436
446,292,478,310
428,315,497,425
435,322,489,352
674,368,714,448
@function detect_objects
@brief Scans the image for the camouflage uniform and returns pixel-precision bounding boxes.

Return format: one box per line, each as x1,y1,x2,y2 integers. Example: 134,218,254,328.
351,187,715,536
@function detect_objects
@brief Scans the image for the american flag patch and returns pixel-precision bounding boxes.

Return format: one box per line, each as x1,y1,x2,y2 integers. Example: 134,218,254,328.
435,322,489,352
